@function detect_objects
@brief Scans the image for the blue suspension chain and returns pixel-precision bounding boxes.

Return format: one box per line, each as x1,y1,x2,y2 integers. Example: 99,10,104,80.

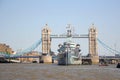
15,38,42,56
0,38,42,57
97,38,120,54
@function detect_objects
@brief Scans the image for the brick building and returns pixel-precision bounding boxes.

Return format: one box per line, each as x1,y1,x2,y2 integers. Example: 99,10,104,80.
0,43,14,54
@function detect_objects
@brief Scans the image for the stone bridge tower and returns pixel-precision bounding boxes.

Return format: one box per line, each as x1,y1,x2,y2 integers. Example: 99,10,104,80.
89,24,99,64
41,24,52,63
42,24,51,55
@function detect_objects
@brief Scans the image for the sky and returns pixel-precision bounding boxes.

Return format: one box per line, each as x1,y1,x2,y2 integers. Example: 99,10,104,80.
0,0,120,56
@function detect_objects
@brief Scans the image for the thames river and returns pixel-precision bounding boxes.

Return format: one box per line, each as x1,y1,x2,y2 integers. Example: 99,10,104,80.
0,63,120,80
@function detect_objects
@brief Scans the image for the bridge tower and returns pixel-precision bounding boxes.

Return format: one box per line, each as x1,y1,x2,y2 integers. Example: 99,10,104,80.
41,24,52,63
89,24,99,64
42,24,51,55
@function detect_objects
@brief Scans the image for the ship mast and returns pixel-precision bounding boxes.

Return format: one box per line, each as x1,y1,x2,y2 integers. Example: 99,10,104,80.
66,24,74,42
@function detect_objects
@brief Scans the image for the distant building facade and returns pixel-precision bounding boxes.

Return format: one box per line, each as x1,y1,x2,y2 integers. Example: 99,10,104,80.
19,51,40,63
0,43,14,54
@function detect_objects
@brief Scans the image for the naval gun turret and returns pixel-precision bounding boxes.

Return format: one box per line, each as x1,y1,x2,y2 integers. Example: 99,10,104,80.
57,41,82,65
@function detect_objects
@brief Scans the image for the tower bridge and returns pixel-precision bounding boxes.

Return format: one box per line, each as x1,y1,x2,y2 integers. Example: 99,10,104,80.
42,24,99,64
0,24,120,64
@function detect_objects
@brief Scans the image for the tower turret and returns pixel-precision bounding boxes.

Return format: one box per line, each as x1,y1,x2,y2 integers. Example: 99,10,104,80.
42,24,51,55
89,24,99,64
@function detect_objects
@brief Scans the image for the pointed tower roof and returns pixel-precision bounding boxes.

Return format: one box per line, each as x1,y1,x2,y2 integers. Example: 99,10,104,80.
42,24,51,32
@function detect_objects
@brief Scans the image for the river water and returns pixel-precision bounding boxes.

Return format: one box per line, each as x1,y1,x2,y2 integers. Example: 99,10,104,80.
0,63,120,80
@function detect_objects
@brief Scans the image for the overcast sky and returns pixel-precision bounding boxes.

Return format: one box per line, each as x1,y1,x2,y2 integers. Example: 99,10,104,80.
0,0,120,56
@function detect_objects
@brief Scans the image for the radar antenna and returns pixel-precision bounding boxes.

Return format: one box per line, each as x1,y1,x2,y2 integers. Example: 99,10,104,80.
66,24,74,37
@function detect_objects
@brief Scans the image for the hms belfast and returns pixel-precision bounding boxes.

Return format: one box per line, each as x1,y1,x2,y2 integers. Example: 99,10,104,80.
57,26,82,65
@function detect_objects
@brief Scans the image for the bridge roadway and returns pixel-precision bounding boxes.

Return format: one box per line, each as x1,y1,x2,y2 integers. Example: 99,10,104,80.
3,56,120,60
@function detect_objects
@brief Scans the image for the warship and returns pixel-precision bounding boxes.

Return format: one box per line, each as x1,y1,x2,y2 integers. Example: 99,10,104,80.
57,41,82,65
57,26,82,65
